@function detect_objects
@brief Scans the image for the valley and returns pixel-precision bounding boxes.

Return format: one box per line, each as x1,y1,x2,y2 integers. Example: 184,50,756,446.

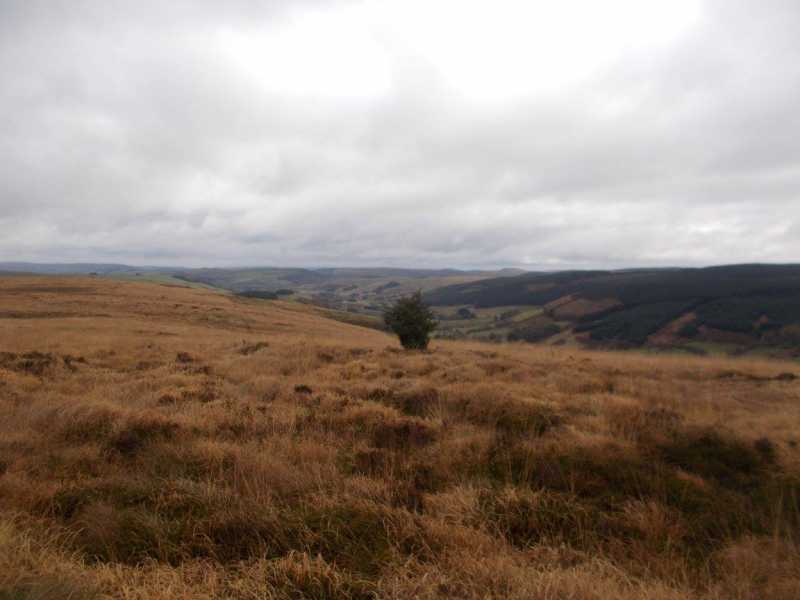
4,262,800,359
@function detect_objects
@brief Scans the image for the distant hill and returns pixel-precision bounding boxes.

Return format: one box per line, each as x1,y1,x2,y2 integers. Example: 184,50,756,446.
173,266,525,293
7,261,798,356
425,264,800,355
173,267,330,291
171,267,525,315
0,262,524,317
0,263,523,291
0,262,146,275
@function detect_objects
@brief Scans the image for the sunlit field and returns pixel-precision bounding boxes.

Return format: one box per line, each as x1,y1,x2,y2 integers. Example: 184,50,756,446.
1,277,798,599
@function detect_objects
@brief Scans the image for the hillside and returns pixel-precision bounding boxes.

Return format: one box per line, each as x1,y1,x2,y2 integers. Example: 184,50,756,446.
425,264,800,356
0,262,524,318
0,276,798,599
172,266,524,314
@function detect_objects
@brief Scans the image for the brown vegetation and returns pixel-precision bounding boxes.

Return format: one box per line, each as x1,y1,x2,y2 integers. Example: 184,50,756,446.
1,276,799,599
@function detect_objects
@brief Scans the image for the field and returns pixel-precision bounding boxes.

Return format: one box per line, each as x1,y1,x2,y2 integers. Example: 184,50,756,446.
1,277,799,599
432,306,550,342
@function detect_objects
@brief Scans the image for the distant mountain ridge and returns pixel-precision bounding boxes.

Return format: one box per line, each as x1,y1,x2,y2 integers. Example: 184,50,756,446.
0,262,146,275
172,266,526,293
0,262,525,280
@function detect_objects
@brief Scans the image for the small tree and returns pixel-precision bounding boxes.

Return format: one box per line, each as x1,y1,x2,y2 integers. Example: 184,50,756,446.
384,291,437,350
457,307,476,320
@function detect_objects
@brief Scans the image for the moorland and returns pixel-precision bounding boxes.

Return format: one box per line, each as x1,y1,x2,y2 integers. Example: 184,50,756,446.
0,276,798,599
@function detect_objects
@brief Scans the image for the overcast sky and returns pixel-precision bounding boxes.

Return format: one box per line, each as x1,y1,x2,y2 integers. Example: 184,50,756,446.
1,0,798,269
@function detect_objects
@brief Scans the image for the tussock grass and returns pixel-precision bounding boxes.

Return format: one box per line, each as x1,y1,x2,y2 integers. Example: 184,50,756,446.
1,276,799,598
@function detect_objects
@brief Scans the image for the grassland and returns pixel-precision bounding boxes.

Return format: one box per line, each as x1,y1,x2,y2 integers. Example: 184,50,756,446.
1,277,799,599
432,306,551,342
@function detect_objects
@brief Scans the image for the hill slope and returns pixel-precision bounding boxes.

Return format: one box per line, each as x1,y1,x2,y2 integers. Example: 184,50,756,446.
426,264,800,354
0,276,799,598
0,262,525,316
172,266,525,314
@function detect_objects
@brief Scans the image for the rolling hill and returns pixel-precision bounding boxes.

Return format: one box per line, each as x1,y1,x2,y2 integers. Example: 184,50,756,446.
0,262,525,317
4,262,800,357
171,266,524,313
425,264,800,355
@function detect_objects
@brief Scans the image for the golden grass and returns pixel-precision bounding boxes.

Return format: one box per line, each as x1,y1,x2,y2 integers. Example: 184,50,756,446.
0,276,799,599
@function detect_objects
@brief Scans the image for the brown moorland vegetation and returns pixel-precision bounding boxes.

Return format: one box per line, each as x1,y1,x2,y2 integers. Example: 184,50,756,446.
0,276,799,599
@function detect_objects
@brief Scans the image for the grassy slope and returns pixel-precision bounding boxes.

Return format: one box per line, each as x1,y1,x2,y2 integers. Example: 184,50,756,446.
0,277,799,599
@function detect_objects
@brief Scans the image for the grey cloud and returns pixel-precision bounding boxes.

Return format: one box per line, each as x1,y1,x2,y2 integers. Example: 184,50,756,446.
1,0,799,268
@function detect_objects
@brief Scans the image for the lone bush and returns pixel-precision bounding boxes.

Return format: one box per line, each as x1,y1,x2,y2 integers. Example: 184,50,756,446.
384,292,437,350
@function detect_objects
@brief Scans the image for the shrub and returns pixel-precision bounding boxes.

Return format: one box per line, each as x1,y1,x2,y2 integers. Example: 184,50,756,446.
456,307,476,319
383,292,437,350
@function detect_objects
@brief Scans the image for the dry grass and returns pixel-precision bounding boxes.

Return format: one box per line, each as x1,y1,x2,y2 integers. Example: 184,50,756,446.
0,276,799,599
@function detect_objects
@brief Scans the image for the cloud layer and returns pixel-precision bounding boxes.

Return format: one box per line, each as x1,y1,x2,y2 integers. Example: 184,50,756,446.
1,0,798,268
